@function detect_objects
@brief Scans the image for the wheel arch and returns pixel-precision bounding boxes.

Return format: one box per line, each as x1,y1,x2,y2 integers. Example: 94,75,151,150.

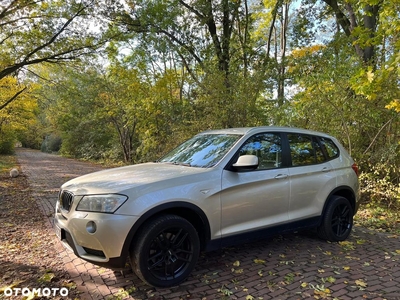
320,186,357,220
120,201,211,259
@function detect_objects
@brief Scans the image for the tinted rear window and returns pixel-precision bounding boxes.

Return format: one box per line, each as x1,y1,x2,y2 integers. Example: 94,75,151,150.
319,137,339,159
288,134,316,166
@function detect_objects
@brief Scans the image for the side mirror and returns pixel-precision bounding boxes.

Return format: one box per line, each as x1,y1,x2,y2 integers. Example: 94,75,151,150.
232,155,259,171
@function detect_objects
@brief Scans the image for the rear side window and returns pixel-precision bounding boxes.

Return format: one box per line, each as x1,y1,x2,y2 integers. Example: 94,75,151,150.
319,137,340,159
287,134,326,166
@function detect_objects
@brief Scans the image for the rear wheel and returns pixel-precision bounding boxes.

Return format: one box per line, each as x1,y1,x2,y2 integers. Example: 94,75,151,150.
317,196,354,242
130,214,200,287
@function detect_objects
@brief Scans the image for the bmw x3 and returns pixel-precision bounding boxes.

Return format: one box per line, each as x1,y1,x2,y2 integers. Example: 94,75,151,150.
54,126,359,287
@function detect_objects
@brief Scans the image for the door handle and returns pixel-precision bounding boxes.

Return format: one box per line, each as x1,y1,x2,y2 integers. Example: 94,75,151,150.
321,167,331,172
274,174,288,179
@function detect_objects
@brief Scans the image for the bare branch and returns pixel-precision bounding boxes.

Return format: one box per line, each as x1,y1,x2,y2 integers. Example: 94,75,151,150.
0,86,28,111
0,1,99,80
178,0,206,20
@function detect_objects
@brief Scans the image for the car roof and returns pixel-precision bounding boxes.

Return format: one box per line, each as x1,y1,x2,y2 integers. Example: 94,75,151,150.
200,126,333,138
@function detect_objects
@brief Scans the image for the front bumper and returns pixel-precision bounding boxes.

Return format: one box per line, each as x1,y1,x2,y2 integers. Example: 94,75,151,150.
54,203,138,269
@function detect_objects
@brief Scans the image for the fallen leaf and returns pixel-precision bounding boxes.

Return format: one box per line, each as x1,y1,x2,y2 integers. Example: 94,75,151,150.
339,241,355,250
355,279,367,287
314,289,330,297
0,281,24,293
24,292,39,300
323,276,336,283
233,260,240,267
38,272,55,283
62,281,77,289
254,259,266,264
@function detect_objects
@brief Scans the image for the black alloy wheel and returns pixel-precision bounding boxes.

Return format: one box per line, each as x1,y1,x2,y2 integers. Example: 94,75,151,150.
331,201,352,237
131,214,200,287
317,195,354,242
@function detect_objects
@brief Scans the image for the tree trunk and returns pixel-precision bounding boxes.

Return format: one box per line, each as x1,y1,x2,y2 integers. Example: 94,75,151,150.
322,0,380,65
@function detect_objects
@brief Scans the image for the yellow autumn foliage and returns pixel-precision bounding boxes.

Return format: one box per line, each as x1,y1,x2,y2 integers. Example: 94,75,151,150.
0,76,38,132
385,99,400,113
291,45,326,58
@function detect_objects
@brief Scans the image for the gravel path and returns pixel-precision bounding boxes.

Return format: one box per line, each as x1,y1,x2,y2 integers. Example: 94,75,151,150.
16,148,400,300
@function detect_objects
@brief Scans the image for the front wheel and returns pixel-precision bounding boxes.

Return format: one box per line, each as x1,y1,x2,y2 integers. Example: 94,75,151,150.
130,214,200,287
317,196,354,242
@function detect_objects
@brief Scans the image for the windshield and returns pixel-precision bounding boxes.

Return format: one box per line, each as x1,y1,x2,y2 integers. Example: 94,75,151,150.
159,134,242,168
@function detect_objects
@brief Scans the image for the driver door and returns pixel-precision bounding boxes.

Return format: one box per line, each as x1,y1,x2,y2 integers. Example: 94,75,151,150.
220,133,290,239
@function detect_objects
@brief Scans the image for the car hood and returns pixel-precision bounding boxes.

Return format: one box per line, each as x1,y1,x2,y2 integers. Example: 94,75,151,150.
61,162,210,195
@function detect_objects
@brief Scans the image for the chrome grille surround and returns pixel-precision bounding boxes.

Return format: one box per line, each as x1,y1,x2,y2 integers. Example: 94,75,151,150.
59,190,74,212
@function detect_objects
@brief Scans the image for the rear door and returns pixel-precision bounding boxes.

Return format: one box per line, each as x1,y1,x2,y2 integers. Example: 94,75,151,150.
286,133,336,221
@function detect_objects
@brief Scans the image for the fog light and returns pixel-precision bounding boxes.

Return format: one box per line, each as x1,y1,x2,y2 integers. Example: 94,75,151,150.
86,221,97,234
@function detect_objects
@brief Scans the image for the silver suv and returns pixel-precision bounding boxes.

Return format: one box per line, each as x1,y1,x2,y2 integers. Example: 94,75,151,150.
54,127,359,287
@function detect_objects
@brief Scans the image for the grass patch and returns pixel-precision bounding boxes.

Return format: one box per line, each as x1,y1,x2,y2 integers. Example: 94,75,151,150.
0,154,17,175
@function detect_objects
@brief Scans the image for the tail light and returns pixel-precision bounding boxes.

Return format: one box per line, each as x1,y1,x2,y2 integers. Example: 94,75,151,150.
351,163,359,177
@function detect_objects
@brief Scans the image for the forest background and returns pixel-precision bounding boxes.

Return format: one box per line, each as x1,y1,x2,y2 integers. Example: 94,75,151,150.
0,0,399,230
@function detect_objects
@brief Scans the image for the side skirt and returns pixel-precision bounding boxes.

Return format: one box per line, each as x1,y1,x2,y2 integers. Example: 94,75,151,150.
205,216,321,252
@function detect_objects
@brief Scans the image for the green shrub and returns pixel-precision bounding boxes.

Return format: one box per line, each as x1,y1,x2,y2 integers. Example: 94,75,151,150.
360,162,400,208
0,132,15,155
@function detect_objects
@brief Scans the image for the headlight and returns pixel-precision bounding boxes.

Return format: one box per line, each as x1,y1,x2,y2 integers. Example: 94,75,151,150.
76,194,128,213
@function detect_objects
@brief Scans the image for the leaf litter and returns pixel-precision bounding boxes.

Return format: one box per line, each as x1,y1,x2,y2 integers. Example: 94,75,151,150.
0,171,79,299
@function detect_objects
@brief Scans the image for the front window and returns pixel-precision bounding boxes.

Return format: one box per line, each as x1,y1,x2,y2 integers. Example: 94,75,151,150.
238,133,282,170
159,134,242,168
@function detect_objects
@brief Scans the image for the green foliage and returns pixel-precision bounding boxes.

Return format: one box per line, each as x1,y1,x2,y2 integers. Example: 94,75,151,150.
41,134,62,153
31,63,119,160
360,162,400,208
0,77,39,137
0,129,15,155
17,122,45,150
356,157,400,233
0,0,106,81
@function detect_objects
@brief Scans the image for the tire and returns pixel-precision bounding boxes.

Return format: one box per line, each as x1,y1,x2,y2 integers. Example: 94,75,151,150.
130,214,200,287
317,195,354,242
